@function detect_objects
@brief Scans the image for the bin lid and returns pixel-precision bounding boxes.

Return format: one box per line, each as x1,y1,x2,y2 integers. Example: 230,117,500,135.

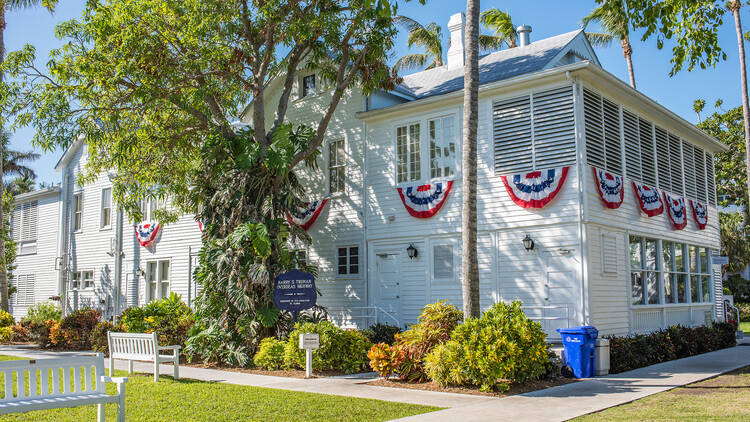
557,325,599,337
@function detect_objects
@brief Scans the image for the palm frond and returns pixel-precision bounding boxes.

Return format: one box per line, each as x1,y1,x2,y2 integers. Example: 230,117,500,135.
393,54,429,72
479,35,503,53
586,32,615,48
6,0,56,12
480,8,517,48
581,3,628,38
393,15,425,33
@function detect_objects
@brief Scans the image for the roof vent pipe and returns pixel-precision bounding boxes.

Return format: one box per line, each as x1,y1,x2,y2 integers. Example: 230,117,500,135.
517,25,532,47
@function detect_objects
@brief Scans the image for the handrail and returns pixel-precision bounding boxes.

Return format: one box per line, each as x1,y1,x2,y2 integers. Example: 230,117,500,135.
327,306,401,329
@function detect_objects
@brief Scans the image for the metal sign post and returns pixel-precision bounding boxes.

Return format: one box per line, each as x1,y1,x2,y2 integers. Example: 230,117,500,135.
299,333,320,378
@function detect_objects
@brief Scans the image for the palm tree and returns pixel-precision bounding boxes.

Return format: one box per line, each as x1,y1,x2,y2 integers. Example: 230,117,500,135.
2,132,40,180
479,8,516,52
7,175,35,195
0,0,56,311
393,16,444,72
581,1,637,89
461,0,481,320
728,0,750,207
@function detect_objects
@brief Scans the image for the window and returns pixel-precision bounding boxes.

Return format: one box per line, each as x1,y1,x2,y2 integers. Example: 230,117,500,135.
639,118,656,186
623,110,642,182
329,139,345,194
690,246,712,303
13,200,38,255
71,270,94,290
146,260,170,301
433,244,454,280
630,236,659,305
668,134,684,194
101,188,112,228
429,116,456,178
662,241,688,304
495,86,575,174
73,193,83,231
139,197,167,221
302,74,316,98
683,140,697,199
396,123,421,183
583,89,622,174
706,152,716,204
655,127,671,192
693,145,707,202
337,247,359,276
12,274,35,306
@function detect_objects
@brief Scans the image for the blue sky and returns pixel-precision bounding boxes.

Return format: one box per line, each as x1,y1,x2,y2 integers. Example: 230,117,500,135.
5,0,748,185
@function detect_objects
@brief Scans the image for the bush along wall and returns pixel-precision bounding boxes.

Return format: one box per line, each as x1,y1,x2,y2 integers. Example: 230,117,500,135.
608,323,737,374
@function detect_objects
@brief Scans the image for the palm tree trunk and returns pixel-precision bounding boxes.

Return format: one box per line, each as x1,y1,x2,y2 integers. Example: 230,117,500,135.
461,0,480,320
730,1,750,212
0,5,9,312
621,36,636,89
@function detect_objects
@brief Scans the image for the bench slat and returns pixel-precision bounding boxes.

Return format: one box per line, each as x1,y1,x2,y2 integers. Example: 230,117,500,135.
16,370,25,399
51,367,59,395
62,367,70,395
28,369,36,398
85,365,93,393
4,371,12,401
73,366,81,394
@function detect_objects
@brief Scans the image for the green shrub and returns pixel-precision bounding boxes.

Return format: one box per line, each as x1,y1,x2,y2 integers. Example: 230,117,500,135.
10,324,30,343
736,302,750,322
120,292,194,347
253,337,286,370
26,321,55,348
22,302,62,325
367,343,399,378
362,323,401,345
424,301,551,392
0,310,14,328
0,326,13,343
608,322,737,374
50,308,101,350
284,321,372,374
90,321,123,354
383,301,463,382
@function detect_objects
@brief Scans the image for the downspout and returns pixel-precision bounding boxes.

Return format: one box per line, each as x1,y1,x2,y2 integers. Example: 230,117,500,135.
570,73,590,326
362,110,370,319
58,171,71,317
113,206,124,320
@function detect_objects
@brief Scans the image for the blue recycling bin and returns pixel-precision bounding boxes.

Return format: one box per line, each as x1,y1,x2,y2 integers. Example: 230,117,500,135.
558,326,598,378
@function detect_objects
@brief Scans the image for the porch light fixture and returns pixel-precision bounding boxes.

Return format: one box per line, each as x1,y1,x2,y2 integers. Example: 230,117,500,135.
407,244,418,259
522,234,535,251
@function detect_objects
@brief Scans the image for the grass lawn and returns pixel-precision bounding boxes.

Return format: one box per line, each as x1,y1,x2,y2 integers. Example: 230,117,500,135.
575,365,750,421
0,355,440,421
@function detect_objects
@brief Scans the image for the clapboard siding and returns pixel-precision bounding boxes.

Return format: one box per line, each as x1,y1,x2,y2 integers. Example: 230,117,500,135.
586,224,629,335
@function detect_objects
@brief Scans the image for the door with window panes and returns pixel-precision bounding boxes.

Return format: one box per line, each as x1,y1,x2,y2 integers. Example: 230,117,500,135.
146,260,170,301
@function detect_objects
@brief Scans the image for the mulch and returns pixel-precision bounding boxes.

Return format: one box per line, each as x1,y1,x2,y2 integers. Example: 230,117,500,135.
181,362,366,379
365,376,576,397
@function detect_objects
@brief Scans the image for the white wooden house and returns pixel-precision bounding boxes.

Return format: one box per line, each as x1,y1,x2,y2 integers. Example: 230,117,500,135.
11,13,726,339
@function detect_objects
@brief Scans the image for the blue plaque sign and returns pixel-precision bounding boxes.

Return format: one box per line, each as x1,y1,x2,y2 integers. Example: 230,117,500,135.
273,269,317,313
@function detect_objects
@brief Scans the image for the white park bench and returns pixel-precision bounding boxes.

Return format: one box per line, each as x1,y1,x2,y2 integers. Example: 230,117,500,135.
107,332,180,382
0,353,127,422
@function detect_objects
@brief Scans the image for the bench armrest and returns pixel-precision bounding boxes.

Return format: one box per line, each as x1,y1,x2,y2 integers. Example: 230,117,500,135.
100,376,128,384
158,345,181,353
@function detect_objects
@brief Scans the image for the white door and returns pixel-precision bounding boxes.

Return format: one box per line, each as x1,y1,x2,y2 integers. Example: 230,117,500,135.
376,252,401,323
544,250,577,335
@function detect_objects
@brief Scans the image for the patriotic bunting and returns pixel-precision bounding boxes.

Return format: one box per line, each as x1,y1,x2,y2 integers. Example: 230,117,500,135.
632,182,664,217
397,180,454,218
592,166,624,209
288,199,328,231
690,199,708,230
663,192,687,230
134,221,161,247
197,219,204,233
501,167,569,209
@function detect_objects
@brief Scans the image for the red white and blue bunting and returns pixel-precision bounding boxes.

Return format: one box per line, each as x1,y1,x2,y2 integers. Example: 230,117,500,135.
663,192,687,230
501,167,569,209
397,180,454,218
592,166,624,209
288,198,328,231
632,182,664,217
690,199,708,230
134,221,161,247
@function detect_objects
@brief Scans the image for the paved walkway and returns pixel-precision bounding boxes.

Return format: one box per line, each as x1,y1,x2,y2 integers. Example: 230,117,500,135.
1,339,749,421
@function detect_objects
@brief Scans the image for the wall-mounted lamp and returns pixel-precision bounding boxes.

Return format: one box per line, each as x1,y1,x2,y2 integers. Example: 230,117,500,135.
407,244,419,259
522,234,535,251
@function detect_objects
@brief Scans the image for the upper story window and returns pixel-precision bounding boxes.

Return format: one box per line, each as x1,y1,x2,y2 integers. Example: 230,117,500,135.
337,246,359,276
302,74,316,98
429,116,456,178
73,193,83,231
100,188,112,229
397,123,421,183
494,86,575,175
140,197,167,221
146,260,170,301
329,139,345,194
13,200,38,255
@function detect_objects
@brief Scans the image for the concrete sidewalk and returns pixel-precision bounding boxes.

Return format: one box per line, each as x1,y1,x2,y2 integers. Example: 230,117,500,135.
2,340,749,421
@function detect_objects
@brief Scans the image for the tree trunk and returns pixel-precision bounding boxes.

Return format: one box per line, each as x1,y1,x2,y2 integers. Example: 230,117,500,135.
621,36,636,89
730,2,750,215
461,0,480,320
0,5,8,312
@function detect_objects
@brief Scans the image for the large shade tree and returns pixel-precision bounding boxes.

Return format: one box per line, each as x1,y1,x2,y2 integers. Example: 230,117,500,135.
3,0,411,364
0,0,57,311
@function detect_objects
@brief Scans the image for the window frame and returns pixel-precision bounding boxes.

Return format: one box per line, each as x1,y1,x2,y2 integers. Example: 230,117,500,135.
431,238,458,283
301,74,316,98
13,200,38,255
72,193,83,232
100,188,112,230
328,138,346,195
336,246,360,278
394,110,460,186
70,270,95,290
145,259,171,302
428,115,457,179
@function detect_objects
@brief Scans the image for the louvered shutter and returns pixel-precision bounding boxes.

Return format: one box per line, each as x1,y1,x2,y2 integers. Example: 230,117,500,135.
25,275,35,306
26,201,37,241
603,98,622,175
706,152,716,205
682,140,696,199
668,134,684,195
713,267,723,320
655,127,671,191
584,89,605,169
693,145,707,202
639,119,656,186
533,86,576,169
623,110,642,181
494,95,532,174
601,234,618,274
12,207,20,242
